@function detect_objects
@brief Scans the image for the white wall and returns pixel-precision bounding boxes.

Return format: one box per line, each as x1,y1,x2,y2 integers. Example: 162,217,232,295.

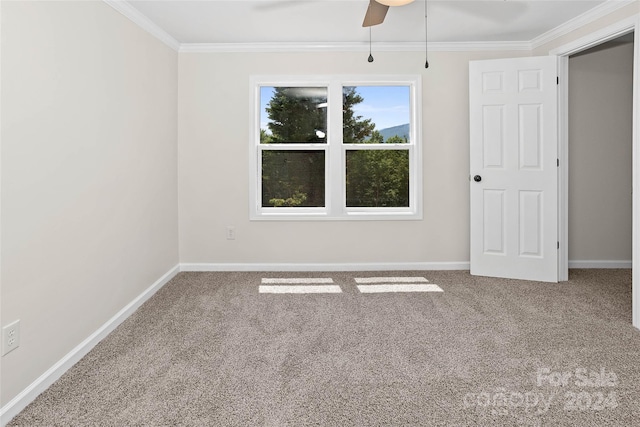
1,1,179,407
177,50,527,267
569,39,634,261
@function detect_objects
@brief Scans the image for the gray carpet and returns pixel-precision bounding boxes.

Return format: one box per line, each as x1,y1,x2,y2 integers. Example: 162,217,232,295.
7,269,640,426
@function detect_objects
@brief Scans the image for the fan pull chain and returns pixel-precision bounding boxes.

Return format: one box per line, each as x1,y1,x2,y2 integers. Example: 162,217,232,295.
368,26,374,62
424,0,429,68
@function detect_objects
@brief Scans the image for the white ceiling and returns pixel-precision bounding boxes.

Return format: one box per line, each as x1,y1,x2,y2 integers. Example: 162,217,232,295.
127,0,609,45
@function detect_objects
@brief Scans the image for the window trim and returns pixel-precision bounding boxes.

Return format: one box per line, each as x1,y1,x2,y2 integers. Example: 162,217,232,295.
249,74,422,221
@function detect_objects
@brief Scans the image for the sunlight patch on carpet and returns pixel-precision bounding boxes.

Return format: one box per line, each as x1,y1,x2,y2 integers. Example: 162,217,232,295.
355,277,429,284
259,285,342,294
356,284,444,293
261,278,334,284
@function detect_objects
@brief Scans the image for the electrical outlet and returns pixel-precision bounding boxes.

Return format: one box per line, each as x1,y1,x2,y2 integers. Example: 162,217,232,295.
2,320,20,356
226,226,236,240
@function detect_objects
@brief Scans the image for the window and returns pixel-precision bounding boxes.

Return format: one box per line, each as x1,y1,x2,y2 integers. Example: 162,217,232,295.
250,75,422,220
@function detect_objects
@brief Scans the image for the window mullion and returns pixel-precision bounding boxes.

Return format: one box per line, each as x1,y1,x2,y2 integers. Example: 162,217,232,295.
328,81,344,217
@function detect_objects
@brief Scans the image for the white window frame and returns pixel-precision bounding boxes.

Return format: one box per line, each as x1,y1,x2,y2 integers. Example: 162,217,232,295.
249,75,422,221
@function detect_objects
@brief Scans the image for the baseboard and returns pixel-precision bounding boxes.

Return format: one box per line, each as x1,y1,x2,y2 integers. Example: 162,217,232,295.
0,264,180,427
568,260,632,269
180,262,471,272
181,260,632,272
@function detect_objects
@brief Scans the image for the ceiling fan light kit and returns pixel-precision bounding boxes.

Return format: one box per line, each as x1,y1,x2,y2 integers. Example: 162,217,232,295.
376,0,415,6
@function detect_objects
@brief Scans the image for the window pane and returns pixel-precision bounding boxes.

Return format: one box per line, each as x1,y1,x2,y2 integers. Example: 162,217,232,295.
260,87,327,144
262,150,325,207
343,86,410,144
346,150,409,207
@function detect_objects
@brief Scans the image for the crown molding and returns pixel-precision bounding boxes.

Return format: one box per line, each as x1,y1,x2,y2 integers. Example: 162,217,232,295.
179,41,532,54
103,0,180,51
531,0,637,50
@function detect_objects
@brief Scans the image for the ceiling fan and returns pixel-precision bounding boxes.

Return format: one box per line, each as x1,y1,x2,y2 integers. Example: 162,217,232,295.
362,0,415,27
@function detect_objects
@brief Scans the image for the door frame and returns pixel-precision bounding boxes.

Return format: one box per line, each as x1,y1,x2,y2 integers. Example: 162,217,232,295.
550,15,640,328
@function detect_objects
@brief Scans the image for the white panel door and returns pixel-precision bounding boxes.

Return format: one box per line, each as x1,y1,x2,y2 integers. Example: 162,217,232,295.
469,56,558,282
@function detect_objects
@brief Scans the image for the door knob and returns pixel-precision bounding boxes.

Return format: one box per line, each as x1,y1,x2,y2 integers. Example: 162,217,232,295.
473,175,482,182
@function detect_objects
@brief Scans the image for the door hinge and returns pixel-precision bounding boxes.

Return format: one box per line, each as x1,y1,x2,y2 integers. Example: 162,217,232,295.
558,241,560,249
557,76,560,85
557,158,560,167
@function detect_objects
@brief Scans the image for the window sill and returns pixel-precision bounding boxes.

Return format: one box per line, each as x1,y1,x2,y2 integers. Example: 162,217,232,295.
250,209,422,221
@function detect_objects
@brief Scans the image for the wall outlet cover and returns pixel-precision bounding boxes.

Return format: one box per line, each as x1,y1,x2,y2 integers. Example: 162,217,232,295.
2,320,21,356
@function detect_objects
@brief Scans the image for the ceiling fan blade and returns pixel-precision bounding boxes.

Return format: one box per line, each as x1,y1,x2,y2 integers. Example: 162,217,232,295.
362,0,389,27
